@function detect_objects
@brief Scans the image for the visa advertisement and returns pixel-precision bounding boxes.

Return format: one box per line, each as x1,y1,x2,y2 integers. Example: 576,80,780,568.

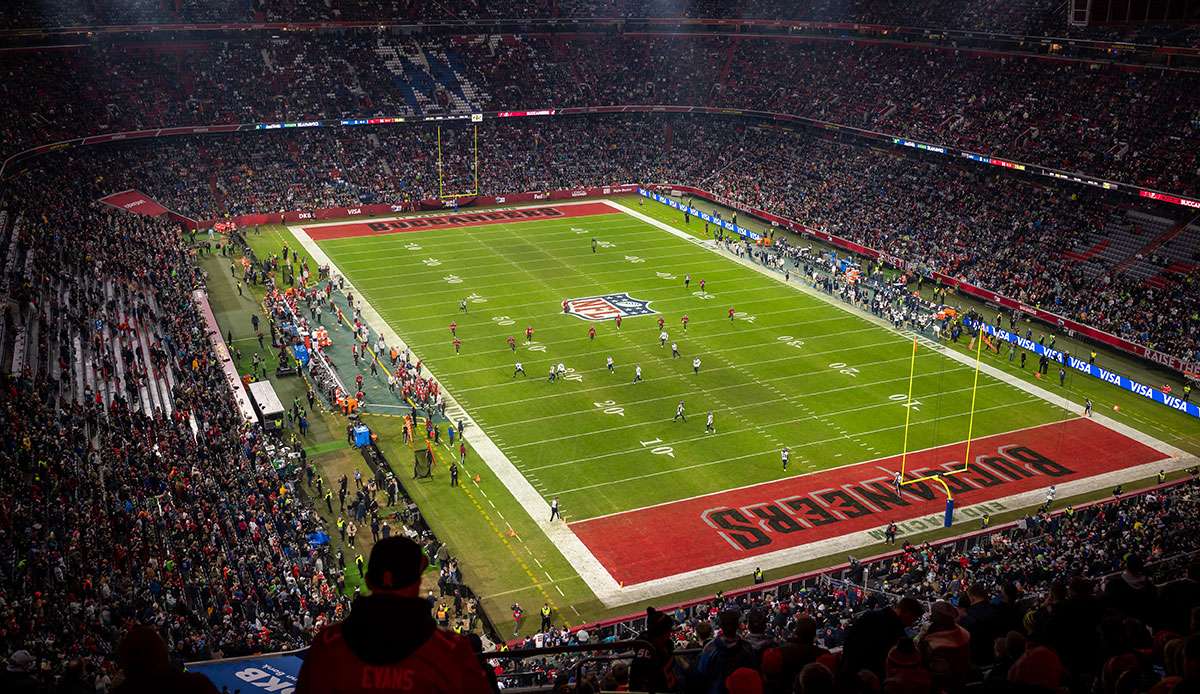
965,318,1199,420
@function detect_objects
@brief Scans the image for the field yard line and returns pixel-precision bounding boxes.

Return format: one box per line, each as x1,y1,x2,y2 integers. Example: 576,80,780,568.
542,397,1039,496
470,347,940,409
579,417,1076,522
347,242,742,286
608,199,1191,463
377,298,841,344
451,326,883,385
287,221,627,606
524,380,1009,470
318,213,646,247
497,365,979,435
359,262,789,312
330,220,691,260
298,197,627,230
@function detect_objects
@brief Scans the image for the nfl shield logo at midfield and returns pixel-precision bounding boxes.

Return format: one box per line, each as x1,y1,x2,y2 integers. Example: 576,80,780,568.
564,293,656,321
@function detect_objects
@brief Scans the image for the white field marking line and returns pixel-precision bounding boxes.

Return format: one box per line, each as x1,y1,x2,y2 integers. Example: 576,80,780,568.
329,220,669,259
317,211,646,246
479,573,587,601
339,235,750,279
543,397,1040,497
287,219,626,606
298,197,625,230
366,296,843,344
579,417,1078,523
608,200,1193,474
523,380,1010,472
495,364,979,435
353,250,769,297
333,220,734,271
469,347,941,410
450,326,884,385
362,285,834,340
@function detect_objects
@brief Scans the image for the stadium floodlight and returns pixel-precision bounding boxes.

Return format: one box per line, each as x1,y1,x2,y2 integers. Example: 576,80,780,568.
437,124,480,200
897,333,986,525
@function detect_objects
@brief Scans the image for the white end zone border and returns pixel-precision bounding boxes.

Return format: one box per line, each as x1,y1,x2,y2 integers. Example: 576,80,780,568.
288,198,1196,610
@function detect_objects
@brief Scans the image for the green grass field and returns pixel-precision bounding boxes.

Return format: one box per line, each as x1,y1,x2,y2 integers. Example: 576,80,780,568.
312,203,1071,524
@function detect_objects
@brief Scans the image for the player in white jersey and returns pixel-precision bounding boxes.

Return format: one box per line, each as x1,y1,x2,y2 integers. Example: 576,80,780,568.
673,400,686,422
692,357,701,374
781,447,790,470
659,330,669,347
513,362,525,377
671,342,679,358
633,364,642,383
706,411,715,433
606,355,615,373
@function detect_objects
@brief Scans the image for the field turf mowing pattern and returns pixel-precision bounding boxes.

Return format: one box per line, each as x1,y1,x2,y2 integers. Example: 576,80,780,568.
312,205,1072,523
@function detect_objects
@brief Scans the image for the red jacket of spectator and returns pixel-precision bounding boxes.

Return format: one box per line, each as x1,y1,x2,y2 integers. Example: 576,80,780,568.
297,593,493,693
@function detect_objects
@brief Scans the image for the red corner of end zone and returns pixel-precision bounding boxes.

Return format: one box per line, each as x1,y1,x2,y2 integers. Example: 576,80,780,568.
570,418,1169,586
304,202,618,240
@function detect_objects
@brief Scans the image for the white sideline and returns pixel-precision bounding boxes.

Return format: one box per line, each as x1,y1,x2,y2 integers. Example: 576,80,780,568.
288,198,1197,610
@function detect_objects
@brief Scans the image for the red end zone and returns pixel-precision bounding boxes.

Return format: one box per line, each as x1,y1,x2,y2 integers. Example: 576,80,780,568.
570,418,1169,586
303,202,618,240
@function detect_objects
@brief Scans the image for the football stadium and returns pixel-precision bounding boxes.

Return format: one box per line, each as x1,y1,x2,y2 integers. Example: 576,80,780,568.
2,2,1200,693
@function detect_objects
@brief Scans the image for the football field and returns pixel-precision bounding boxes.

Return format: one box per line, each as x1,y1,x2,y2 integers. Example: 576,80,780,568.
291,198,1183,600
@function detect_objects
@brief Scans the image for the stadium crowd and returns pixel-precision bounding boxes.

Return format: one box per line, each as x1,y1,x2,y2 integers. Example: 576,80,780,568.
32,113,1200,364
1,33,1199,196
0,173,352,690
2,0,1196,45
491,477,1200,693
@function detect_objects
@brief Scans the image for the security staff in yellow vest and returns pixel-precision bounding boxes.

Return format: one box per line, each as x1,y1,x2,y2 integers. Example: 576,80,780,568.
539,603,552,632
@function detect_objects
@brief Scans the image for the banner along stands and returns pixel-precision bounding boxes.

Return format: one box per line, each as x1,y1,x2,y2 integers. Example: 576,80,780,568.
642,184,1200,378
965,317,1200,420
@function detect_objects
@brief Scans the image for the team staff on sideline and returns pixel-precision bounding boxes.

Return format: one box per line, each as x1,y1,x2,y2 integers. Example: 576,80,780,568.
297,537,494,693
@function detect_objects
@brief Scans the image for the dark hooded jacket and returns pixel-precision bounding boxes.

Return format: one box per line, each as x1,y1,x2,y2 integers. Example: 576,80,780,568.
297,594,494,693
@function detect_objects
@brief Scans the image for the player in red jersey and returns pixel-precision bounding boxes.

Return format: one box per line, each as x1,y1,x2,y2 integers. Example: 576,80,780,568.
588,326,596,341
525,326,534,343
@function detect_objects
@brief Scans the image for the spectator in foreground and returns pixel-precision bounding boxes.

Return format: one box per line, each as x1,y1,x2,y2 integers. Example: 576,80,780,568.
697,610,757,693
840,596,926,679
0,651,41,694
111,627,219,694
297,536,495,693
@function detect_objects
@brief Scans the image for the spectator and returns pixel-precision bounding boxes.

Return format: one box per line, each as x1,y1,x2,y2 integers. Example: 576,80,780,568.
111,627,219,694
697,609,757,694
958,583,1003,666
0,651,41,694
296,536,494,693
1105,554,1159,624
916,600,971,689
840,596,926,679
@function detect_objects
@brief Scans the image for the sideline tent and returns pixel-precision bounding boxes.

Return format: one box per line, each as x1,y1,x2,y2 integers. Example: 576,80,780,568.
187,650,305,692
